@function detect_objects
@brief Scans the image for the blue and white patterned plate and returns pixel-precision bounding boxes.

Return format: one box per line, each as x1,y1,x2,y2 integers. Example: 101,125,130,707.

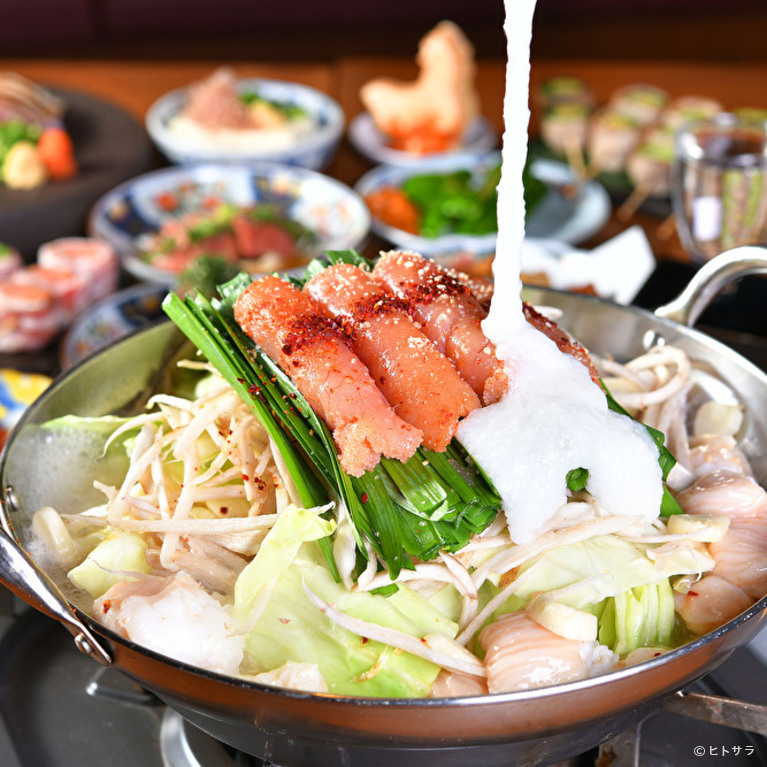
59,282,168,370
146,78,344,171
88,162,371,285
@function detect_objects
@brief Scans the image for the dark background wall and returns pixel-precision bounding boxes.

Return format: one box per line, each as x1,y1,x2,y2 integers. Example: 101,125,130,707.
3,0,767,62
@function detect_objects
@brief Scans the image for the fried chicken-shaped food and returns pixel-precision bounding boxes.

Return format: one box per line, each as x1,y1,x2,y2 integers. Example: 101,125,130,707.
360,21,479,154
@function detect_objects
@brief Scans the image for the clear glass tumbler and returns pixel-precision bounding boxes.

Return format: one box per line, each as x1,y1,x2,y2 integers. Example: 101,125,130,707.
671,113,767,262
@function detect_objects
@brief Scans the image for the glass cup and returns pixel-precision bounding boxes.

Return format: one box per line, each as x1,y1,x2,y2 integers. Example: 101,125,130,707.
671,113,767,262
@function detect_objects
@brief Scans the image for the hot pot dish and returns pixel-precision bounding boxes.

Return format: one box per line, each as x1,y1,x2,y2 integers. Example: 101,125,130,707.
2,247,767,767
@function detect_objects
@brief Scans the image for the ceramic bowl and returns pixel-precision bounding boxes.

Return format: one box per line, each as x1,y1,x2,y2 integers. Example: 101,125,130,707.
348,112,497,166
88,162,371,285
355,150,501,258
355,152,611,260
59,282,168,370
146,78,344,171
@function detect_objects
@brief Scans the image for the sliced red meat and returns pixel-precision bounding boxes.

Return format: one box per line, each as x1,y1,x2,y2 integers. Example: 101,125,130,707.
231,215,297,259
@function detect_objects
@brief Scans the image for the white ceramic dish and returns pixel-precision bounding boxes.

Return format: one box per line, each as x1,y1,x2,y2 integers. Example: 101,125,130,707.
348,112,497,166
146,78,345,171
521,226,657,305
88,162,371,286
355,152,610,258
524,158,612,244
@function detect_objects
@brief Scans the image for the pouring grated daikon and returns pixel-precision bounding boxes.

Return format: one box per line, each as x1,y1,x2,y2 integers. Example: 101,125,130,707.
456,0,663,545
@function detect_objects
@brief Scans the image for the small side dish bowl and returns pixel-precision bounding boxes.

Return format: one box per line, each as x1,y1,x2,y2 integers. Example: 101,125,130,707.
146,78,345,171
355,152,611,261
59,282,168,370
88,162,371,286
348,112,497,166
354,150,502,259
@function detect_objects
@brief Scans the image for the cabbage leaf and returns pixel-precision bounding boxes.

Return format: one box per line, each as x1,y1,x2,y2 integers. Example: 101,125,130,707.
68,532,151,598
512,534,713,607
597,581,676,654
500,533,711,655
233,505,456,697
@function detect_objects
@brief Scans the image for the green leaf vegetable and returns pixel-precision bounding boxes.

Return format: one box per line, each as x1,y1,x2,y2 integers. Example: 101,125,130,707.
394,158,547,239
238,90,308,121
598,581,676,655
68,533,152,598
493,533,707,655
0,119,42,163
234,504,451,696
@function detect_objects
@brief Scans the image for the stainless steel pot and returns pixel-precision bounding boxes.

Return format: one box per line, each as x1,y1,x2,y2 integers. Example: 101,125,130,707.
3,246,767,767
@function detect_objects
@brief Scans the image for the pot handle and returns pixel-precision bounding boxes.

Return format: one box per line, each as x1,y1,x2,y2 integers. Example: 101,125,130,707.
662,690,767,737
0,486,112,667
653,246,767,328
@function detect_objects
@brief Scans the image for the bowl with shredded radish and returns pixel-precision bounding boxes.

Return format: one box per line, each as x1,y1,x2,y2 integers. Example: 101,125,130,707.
146,70,344,171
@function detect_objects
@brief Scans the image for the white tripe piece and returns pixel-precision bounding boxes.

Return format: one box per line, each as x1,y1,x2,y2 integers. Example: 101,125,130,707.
96,573,244,676
248,661,328,693
581,642,619,677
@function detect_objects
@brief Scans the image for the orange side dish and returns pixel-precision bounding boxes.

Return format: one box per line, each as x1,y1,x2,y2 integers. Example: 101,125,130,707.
386,121,461,155
364,187,421,234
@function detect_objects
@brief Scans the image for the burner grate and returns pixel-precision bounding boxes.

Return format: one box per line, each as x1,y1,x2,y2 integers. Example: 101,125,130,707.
161,709,272,767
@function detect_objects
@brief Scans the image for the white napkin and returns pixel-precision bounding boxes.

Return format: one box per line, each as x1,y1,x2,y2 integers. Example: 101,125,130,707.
522,225,656,305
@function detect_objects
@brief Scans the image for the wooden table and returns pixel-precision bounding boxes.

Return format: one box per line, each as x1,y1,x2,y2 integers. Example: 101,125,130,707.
5,56,767,266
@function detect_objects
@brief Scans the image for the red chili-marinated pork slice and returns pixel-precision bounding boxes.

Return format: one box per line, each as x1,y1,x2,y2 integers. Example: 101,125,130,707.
372,251,507,405
304,263,480,452
522,302,601,383
461,273,494,312
234,275,422,477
